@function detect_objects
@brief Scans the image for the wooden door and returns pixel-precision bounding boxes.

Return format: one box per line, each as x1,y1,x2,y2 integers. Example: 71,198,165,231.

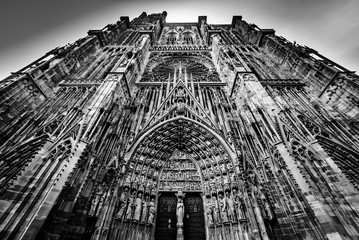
183,193,206,240
155,193,177,240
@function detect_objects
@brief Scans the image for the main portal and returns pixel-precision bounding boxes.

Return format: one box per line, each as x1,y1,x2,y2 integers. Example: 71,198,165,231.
155,192,205,240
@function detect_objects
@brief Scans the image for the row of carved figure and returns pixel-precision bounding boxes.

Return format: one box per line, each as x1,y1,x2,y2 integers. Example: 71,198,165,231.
164,160,196,169
114,188,156,225
159,180,202,191
161,169,201,180
126,162,238,186
122,172,242,193
206,189,247,225
206,186,274,226
87,184,274,227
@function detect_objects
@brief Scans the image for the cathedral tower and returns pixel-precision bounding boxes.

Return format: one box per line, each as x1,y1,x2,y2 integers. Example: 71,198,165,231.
0,11,359,240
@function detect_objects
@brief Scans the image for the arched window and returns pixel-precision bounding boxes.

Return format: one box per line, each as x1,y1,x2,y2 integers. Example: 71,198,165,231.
183,31,194,44
166,31,178,44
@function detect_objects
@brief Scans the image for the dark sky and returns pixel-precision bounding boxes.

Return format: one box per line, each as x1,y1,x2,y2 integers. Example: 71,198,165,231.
0,0,358,79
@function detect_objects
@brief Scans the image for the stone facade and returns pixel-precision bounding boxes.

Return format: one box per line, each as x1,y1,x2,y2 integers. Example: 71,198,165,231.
0,11,359,240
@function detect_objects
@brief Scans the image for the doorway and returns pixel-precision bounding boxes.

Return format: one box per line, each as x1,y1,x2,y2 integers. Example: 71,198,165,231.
155,192,206,240
155,193,177,240
183,192,206,240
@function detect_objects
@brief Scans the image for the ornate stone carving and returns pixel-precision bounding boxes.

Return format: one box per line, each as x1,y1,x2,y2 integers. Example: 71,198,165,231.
233,188,246,220
212,195,220,224
218,192,229,223
125,191,136,221
133,192,143,222
147,197,156,225
206,197,214,225
140,195,149,223
225,190,237,222
176,197,184,225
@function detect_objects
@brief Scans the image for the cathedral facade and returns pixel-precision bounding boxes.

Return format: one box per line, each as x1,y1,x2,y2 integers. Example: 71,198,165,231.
0,11,359,240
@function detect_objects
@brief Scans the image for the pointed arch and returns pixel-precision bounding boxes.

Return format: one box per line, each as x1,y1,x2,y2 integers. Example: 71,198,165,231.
125,116,236,162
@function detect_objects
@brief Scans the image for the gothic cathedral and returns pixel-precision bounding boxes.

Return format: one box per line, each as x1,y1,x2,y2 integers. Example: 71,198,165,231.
0,11,359,240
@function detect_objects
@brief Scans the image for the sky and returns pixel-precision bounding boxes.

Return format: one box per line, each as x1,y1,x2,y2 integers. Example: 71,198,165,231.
0,0,358,80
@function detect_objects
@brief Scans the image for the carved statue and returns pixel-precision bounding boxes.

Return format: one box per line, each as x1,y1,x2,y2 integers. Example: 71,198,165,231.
133,192,143,222
145,179,151,188
216,176,222,188
152,180,157,189
257,187,274,220
220,163,226,172
147,197,156,225
206,198,214,225
124,173,132,183
88,196,98,216
88,185,104,216
233,188,245,220
212,195,219,223
140,175,146,184
178,170,183,179
96,191,107,216
141,195,149,223
115,198,127,220
125,191,135,220
219,193,229,223
223,175,229,185
230,172,236,183
225,191,237,222
264,200,274,220
176,198,185,225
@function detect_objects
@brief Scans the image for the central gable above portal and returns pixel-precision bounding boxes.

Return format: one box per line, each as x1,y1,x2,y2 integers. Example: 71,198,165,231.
140,78,219,134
